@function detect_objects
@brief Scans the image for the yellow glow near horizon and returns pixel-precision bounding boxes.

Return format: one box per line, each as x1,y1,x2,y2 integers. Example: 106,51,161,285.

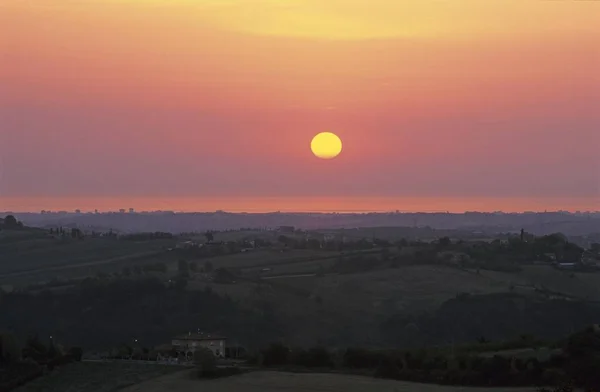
7,1,598,42
189,0,595,41
311,132,343,160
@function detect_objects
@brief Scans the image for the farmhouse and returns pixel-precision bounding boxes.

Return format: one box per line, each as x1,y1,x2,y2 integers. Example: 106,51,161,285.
175,241,200,249
171,332,226,359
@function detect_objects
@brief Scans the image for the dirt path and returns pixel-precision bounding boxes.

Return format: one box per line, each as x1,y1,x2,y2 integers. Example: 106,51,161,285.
121,370,537,392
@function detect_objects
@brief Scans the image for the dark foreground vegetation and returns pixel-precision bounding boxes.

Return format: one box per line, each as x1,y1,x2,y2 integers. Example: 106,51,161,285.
2,273,600,351
2,220,600,390
0,277,283,350
253,325,600,390
0,332,82,392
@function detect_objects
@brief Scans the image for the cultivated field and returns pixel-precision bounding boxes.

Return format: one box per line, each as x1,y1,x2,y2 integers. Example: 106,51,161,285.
121,370,537,392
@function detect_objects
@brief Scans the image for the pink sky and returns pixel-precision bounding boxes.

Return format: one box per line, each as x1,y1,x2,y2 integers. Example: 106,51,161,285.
0,1,599,211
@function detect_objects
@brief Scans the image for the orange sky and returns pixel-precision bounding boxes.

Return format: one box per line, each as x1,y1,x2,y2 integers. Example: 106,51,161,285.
0,1,599,211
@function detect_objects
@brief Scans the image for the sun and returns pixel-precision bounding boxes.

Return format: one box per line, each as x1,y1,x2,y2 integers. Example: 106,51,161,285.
311,132,342,159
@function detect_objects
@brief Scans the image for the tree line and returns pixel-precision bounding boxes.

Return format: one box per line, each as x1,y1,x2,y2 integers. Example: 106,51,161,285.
252,326,600,390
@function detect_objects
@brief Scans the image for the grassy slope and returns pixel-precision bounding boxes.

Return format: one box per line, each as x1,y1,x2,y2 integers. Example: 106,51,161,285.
0,229,177,284
13,362,183,392
478,265,600,300
195,260,600,346
121,370,535,392
189,265,514,346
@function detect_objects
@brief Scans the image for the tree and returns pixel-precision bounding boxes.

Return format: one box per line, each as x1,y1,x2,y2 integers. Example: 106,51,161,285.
315,295,323,305
3,215,18,228
278,235,290,246
173,276,188,290
438,236,452,247
178,260,189,275
69,347,83,362
189,261,198,272
0,332,21,364
205,231,214,243
194,347,217,378
48,339,59,359
262,343,290,366
520,229,525,242
204,261,214,273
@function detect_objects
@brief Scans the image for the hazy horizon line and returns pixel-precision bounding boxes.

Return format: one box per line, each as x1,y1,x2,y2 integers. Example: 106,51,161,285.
1,195,598,215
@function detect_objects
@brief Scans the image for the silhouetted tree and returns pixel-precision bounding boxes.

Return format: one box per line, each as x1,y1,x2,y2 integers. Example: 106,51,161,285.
4,215,18,228
205,231,214,243
194,347,217,378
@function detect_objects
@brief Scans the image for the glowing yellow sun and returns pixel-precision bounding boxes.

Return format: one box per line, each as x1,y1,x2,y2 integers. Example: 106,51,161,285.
311,132,342,159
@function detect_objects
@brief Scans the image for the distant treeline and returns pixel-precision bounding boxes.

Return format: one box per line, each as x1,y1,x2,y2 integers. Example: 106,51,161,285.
119,232,174,241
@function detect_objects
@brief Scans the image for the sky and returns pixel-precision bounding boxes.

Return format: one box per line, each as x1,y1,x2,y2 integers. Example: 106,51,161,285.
1,0,599,211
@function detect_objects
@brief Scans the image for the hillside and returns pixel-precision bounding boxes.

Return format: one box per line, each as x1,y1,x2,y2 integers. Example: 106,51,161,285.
0,227,177,285
120,370,535,392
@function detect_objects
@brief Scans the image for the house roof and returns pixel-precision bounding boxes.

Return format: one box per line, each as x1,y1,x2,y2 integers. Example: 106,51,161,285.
173,333,227,341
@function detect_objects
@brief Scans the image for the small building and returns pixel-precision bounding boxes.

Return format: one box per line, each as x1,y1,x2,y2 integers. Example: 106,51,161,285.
172,333,227,359
175,241,199,249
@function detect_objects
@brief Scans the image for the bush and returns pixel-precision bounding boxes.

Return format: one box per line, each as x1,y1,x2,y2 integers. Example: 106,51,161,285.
374,357,402,379
541,368,569,386
68,347,83,362
261,343,290,367
343,348,383,369
289,347,333,368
